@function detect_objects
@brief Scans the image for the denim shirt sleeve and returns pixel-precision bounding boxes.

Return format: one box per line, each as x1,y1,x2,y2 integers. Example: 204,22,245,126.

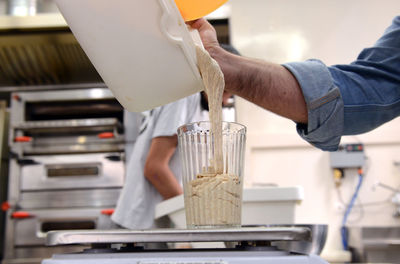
282,16,400,151
283,60,344,151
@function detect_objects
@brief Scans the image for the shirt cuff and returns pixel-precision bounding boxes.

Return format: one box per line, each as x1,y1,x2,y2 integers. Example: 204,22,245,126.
283,59,344,151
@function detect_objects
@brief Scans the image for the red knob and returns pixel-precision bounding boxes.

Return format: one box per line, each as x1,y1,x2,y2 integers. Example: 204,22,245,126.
14,136,32,142
12,211,33,219
101,209,115,216
98,132,114,139
13,94,21,101
1,201,10,211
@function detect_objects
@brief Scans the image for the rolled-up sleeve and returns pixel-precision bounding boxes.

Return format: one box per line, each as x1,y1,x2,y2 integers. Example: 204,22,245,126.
283,60,344,151
283,17,400,151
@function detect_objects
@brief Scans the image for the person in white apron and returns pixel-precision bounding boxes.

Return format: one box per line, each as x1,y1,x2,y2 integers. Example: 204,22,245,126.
112,93,205,229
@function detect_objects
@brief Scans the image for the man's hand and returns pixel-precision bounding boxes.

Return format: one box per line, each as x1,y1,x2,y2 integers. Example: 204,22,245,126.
188,18,238,95
189,18,220,54
189,18,308,124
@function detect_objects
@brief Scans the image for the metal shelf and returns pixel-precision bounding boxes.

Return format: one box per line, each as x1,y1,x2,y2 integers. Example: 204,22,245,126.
0,13,67,31
46,226,312,246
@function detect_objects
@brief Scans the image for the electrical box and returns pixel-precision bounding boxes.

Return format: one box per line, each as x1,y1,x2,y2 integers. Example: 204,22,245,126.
330,144,365,169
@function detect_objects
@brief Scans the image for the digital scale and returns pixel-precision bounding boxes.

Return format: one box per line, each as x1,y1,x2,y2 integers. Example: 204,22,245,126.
43,226,328,264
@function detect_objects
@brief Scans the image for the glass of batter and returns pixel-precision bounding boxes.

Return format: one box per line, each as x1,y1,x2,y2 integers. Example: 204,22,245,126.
177,121,246,229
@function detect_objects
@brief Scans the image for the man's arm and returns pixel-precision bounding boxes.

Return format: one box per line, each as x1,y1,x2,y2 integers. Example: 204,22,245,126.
190,18,308,124
143,136,182,199
191,17,400,151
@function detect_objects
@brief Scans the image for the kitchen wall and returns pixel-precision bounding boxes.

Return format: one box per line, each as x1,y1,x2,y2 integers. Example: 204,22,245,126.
0,1,6,15
229,0,400,262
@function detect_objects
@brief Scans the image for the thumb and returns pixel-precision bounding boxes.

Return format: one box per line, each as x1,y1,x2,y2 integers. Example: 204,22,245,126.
188,18,219,50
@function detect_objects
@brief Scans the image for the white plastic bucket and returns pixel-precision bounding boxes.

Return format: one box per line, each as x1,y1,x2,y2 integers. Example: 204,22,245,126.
54,0,204,112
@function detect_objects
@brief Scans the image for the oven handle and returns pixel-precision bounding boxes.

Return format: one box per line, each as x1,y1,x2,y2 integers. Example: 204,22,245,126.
98,132,115,139
14,136,32,142
101,208,115,216
17,158,41,166
105,155,122,162
12,211,35,219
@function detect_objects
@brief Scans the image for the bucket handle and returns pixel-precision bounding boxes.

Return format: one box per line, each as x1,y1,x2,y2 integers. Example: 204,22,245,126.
158,0,183,44
158,0,203,82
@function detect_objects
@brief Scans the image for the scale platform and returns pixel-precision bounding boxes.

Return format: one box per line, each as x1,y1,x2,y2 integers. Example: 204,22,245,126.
43,226,329,264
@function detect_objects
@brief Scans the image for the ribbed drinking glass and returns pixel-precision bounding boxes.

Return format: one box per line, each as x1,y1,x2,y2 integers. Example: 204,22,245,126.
177,121,246,228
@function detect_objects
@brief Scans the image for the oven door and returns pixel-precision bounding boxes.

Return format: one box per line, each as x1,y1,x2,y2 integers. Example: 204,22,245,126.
20,153,124,191
12,208,116,246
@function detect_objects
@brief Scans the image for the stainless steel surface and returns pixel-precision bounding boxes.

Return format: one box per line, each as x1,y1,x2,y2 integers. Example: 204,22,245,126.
12,118,124,154
14,207,114,246
0,83,107,93
19,188,121,209
9,88,124,154
14,118,120,133
0,101,9,261
3,245,89,264
4,210,16,260
36,0,59,13
42,250,329,264
0,29,101,86
18,143,125,155
20,153,123,191
46,226,311,246
7,0,37,16
42,227,329,264
29,134,124,146
4,87,125,264
10,88,115,126
3,259,42,264
349,226,400,263
273,224,328,255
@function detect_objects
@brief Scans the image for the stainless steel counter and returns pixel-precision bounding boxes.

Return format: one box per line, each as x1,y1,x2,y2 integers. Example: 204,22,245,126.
47,226,311,246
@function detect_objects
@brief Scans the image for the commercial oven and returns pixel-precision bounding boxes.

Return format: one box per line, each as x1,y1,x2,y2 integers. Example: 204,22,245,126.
20,153,123,192
3,88,127,264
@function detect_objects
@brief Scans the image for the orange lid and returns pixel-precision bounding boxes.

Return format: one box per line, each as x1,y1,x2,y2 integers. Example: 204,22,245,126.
175,0,228,21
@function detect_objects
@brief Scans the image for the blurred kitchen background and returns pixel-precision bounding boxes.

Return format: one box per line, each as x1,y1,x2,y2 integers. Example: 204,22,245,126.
0,0,399,264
